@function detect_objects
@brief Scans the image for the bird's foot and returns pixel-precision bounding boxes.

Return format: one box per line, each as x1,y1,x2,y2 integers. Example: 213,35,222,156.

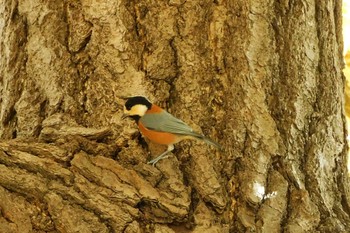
147,154,170,166
147,145,174,166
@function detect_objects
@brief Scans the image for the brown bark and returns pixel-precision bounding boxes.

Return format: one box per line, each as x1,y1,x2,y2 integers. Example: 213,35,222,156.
0,0,349,232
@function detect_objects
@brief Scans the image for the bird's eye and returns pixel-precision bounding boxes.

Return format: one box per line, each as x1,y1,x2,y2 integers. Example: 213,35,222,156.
123,106,128,113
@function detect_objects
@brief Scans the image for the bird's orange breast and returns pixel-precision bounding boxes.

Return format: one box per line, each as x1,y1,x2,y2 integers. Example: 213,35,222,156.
138,121,178,145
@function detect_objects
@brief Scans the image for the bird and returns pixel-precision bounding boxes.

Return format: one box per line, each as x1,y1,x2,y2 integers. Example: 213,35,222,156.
121,96,222,165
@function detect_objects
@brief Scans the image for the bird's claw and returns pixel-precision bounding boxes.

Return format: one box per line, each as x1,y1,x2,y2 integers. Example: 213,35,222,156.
147,154,170,166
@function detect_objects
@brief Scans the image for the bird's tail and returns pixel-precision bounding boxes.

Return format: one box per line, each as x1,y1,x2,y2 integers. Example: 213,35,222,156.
195,134,223,151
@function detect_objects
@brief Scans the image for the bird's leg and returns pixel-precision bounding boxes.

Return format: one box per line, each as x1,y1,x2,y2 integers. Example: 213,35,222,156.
147,144,174,166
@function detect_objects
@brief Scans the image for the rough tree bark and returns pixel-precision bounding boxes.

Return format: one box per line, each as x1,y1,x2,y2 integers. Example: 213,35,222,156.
0,0,349,232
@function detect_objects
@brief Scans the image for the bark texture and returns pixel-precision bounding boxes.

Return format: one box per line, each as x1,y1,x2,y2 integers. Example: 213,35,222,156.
0,0,349,232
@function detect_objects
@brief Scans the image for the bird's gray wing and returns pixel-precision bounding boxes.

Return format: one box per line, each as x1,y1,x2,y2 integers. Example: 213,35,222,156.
141,111,223,149
140,111,201,137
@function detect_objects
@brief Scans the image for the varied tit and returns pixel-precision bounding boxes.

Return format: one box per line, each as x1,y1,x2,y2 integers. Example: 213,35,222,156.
122,96,222,165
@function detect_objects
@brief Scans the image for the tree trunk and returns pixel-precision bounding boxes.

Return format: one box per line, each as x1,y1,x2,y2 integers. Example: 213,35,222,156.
0,0,349,232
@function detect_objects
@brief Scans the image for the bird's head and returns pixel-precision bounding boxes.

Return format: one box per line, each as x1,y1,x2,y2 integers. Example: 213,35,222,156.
122,96,152,120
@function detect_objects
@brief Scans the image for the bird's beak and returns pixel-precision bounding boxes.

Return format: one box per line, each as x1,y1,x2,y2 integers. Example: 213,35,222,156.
121,113,129,120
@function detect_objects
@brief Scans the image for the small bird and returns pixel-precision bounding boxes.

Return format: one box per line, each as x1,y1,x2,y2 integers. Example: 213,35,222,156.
121,96,222,165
